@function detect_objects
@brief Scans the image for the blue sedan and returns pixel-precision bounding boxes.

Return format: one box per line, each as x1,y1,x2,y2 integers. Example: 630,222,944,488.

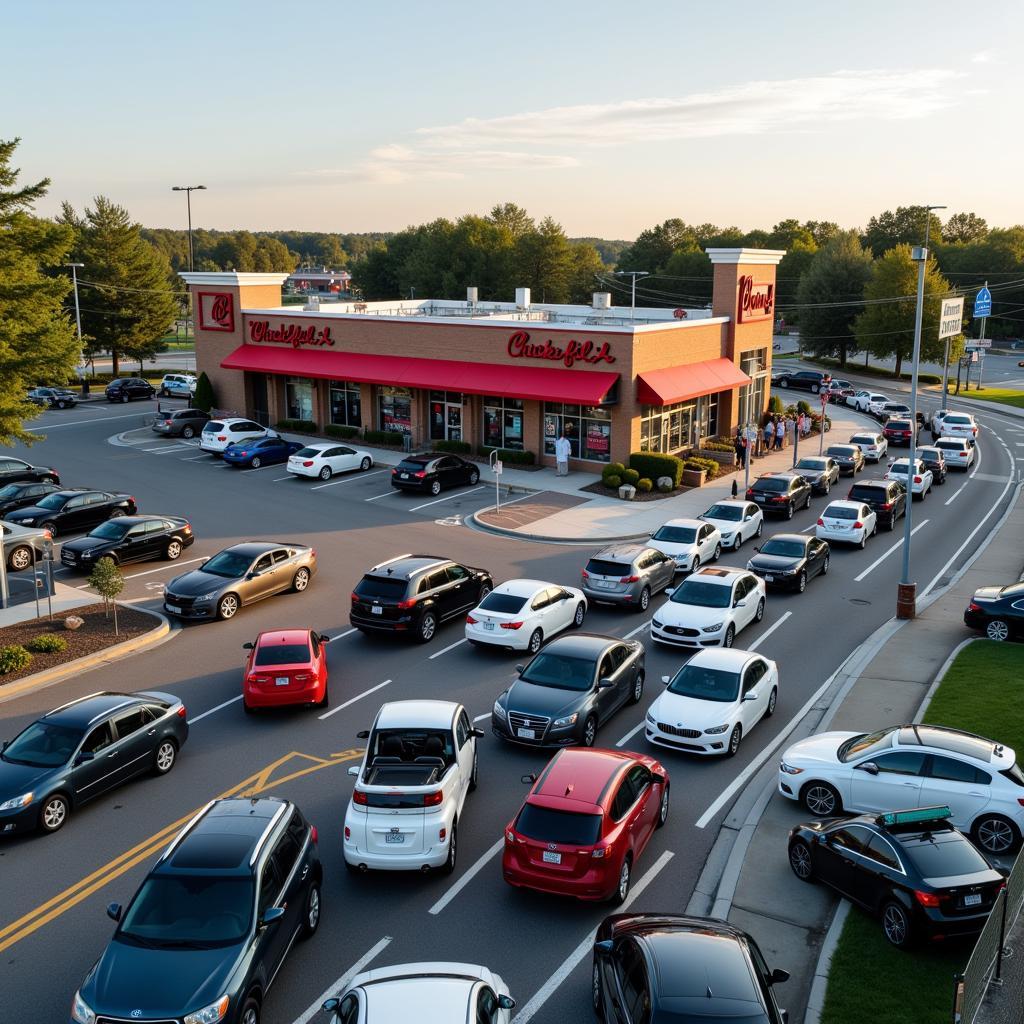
222,436,304,468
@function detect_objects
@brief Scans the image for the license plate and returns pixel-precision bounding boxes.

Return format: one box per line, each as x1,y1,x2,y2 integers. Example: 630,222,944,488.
517,727,536,739
755,496,765,503
401,472,410,479
596,580,615,590
384,833,405,845
275,676,289,687
765,575,774,583
372,606,383,615
542,850,561,864
165,604,181,614
483,622,495,630
964,893,982,907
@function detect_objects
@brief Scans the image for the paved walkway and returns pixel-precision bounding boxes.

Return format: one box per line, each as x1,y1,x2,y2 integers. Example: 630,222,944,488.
0,582,101,629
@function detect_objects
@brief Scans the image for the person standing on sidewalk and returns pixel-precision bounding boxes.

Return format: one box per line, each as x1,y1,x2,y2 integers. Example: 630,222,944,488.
734,430,745,464
554,432,571,476
775,417,785,450
763,419,774,458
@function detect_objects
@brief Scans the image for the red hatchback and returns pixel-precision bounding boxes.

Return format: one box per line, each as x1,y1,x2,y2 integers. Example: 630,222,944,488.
242,628,329,712
503,747,669,904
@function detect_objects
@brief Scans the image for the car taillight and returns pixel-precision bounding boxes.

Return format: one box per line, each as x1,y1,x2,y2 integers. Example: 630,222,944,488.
217,435,226,441
391,468,398,475
250,675,270,684
745,489,755,498
414,471,426,478
500,621,524,630
344,825,350,839
183,524,192,534
771,496,788,503
303,460,314,467
620,575,640,583
239,451,248,457
968,603,982,613
914,476,922,484
817,518,824,526
353,790,368,806
914,890,941,908
854,521,863,529
42,529,52,539
164,419,173,426
466,614,478,625
310,825,318,844
591,845,609,859
1017,798,1024,808
397,598,416,609
295,673,312,682
505,829,515,844
351,591,359,603
424,791,444,807
581,570,590,579
177,705,187,718
439,827,447,841
880,502,892,511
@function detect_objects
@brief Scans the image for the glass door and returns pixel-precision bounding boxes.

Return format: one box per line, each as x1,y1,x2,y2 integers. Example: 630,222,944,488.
446,402,462,442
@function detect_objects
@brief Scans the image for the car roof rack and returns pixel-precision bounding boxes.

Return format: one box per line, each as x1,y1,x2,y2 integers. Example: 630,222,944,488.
876,805,952,829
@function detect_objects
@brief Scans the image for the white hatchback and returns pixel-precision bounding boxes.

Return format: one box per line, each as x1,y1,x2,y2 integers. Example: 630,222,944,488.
648,518,722,573
287,441,374,480
849,431,888,463
465,579,587,653
199,417,277,454
699,500,764,552
651,566,766,650
934,436,976,470
646,647,778,758
885,458,933,498
816,500,877,548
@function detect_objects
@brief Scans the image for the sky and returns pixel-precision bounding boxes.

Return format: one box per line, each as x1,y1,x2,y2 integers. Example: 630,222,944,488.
3,0,1022,239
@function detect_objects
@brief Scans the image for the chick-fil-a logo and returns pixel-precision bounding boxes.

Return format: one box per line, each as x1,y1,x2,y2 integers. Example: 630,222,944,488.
738,275,775,323
506,330,615,368
197,291,235,332
248,320,335,348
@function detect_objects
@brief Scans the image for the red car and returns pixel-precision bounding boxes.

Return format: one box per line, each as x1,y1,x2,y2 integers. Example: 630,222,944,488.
502,747,669,904
883,417,917,447
242,628,329,711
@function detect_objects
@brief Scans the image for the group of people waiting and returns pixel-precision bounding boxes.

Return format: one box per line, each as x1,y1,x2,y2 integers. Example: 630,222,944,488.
733,411,813,463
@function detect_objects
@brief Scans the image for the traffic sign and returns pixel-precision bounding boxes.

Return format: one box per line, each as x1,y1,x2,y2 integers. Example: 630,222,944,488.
974,286,992,319
938,297,965,340
493,460,503,475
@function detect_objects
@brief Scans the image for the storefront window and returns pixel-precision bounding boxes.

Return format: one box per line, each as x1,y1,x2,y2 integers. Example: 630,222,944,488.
482,396,524,451
428,391,464,443
543,402,611,463
738,348,768,428
329,380,361,427
700,393,720,440
639,401,699,454
378,386,412,435
286,377,314,421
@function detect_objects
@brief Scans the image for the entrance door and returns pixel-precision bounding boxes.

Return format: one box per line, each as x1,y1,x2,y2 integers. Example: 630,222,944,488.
446,402,462,442
250,374,269,426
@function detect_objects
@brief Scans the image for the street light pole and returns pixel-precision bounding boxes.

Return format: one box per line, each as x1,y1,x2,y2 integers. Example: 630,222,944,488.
171,184,206,271
64,262,85,394
615,270,649,321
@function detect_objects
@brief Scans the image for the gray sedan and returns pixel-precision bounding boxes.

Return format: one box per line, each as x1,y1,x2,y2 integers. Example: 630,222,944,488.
2,520,51,572
162,541,317,621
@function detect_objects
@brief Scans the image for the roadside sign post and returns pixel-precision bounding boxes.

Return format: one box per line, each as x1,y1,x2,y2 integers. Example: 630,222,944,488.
744,424,757,493
974,283,991,391
0,536,7,609
819,393,828,454
44,540,54,620
939,294,965,398
489,450,502,513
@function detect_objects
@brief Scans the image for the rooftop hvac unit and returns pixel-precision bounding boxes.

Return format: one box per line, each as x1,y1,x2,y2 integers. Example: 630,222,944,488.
303,297,320,312
592,292,612,309
515,287,531,309
467,286,479,306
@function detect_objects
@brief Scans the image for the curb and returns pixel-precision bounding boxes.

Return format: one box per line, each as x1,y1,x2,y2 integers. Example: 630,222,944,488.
468,508,647,545
0,605,175,706
803,901,851,1024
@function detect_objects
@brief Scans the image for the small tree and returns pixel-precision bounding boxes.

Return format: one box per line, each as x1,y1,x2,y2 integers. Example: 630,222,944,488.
194,371,215,412
88,556,124,635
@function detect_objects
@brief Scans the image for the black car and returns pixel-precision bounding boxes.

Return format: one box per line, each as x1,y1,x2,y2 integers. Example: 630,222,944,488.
105,377,156,402
0,456,59,487
964,581,1024,642
847,479,907,532
27,386,77,409
6,489,137,538
774,369,831,393
788,806,1005,948
60,515,194,570
0,480,62,517
151,407,211,438
593,914,790,1024
491,633,645,748
915,445,948,485
793,456,841,494
350,554,493,643
391,453,480,495
747,534,829,592
0,691,187,836
826,444,865,476
745,473,813,519
75,797,322,1024
883,417,918,447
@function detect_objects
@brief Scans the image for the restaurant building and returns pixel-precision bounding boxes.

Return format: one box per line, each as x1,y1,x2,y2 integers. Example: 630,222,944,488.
182,247,784,471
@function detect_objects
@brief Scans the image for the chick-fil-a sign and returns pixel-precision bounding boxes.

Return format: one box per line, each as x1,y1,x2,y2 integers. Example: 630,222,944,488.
507,330,615,368
738,275,775,323
248,320,335,348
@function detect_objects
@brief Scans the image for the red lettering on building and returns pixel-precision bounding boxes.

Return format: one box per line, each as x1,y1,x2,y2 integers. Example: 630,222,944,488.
738,275,775,323
197,291,235,332
210,294,232,326
247,320,336,348
506,330,615,368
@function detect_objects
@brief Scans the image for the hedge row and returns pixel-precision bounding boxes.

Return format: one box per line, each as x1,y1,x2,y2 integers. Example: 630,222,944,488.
275,418,317,433
324,423,360,439
433,439,473,454
683,456,720,478
477,446,536,465
628,451,684,488
364,430,406,446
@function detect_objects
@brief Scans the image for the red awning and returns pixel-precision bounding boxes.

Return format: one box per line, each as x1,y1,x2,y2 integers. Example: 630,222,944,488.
220,345,619,404
636,358,750,406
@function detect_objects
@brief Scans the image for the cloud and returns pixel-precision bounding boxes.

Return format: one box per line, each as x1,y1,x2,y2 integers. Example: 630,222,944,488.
970,50,994,63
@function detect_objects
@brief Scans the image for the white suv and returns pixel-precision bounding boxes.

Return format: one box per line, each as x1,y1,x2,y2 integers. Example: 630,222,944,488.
344,700,481,873
936,412,979,441
934,436,976,470
651,566,765,650
884,458,933,498
158,373,196,398
778,724,1024,855
847,390,889,414
648,518,722,573
199,417,277,454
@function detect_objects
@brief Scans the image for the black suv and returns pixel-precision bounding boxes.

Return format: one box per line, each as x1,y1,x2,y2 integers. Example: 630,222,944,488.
847,479,907,531
774,370,830,393
745,473,813,519
75,797,322,1024
915,446,948,485
105,377,156,403
152,407,211,438
351,554,493,642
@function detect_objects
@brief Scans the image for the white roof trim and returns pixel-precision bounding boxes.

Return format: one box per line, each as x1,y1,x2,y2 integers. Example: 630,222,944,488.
704,248,787,266
179,272,290,287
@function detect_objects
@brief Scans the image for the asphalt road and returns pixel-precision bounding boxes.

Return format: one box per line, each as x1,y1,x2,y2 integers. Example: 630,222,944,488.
1,394,1020,1024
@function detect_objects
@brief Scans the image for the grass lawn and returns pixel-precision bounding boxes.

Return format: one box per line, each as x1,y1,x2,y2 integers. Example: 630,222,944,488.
820,640,1022,1024
949,387,1024,410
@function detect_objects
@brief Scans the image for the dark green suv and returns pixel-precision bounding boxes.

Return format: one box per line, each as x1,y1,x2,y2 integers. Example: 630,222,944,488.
72,797,322,1024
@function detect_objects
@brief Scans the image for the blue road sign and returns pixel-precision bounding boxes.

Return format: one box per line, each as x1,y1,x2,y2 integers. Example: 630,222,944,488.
974,286,992,318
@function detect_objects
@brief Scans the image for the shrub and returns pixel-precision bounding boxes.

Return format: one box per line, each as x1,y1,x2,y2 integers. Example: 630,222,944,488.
477,446,536,465
797,400,812,414
0,645,32,674
28,634,67,654
433,439,472,454
324,423,359,439
622,467,640,486
275,418,317,433
364,430,406,446
658,478,674,493
683,456,720,479
701,440,734,453
629,451,684,487
193,371,215,412
636,477,653,492
604,474,622,489
602,461,626,481
768,394,785,414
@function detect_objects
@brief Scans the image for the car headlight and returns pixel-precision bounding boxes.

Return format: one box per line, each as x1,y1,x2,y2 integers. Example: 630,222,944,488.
492,699,507,720
553,712,579,728
780,762,804,775
745,561,754,570
673,553,689,563
19,518,35,525
702,623,723,633
651,618,663,629
646,711,655,724
704,724,730,735
721,532,734,542
197,591,221,601
0,792,33,811
184,996,230,1024
70,990,96,1024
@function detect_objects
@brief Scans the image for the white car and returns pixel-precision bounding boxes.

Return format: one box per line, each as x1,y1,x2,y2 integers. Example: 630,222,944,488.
936,412,979,441
777,723,1024,856
323,962,515,1024
847,390,889,414
344,700,480,873
884,458,932,498
816,500,877,548
646,648,778,758
651,566,766,650
199,416,277,454
699,500,764,552
465,579,586,653
648,517,722,572
934,436,976,470
158,373,196,398
849,431,888,463
287,441,374,480
930,407,954,434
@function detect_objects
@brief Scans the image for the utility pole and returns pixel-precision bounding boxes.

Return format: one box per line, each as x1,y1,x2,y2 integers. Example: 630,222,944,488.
172,185,206,371
615,270,649,321
65,263,86,395
976,280,989,391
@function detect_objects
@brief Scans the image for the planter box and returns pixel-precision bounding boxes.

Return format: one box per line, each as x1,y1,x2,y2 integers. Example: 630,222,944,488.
618,484,637,501
699,448,737,467
682,469,707,488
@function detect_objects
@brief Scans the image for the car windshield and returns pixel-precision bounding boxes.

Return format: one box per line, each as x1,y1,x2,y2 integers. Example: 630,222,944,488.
759,539,806,558
823,505,858,520
355,576,408,599
515,804,602,846
753,478,788,492
703,504,743,522
0,485,25,498
667,664,740,702
652,525,698,544
119,876,254,948
670,579,732,609
520,653,594,691
796,459,826,471
479,592,527,614
851,435,876,445
827,448,856,458
89,521,129,540
2,721,83,767
35,493,70,510
295,447,321,458
945,416,972,425
904,837,989,879
255,643,310,666
838,728,896,763
202,550,256,578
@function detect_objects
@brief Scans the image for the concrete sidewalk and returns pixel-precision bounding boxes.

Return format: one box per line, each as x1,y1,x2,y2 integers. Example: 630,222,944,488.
0,582,101,629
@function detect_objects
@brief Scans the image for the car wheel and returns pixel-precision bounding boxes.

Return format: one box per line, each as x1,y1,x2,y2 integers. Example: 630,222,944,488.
8,545,33,572
469,469,480,485
360,457,372,471
182,425,195,439
726,723,742,757
217,593,240,620
469,749,479,792
656,784,670,828
319,466,332,481
56,400,67,409
754,598,765,622
638,586,650,612
630,671,645,705
713,542,722,562
417,611,437,643
973,814,1021,855
573,602,586,628
248,456,261,469
786,503,794,521
121,394,129,403
798,570,807,593
801,781,842,817
582,715,597,748
41,520,58,538
733,534,743,551
821,555,829,576
39,793,69,833
430,479,441,496
292,567,311,592
765,686,778,717
239,995,261,1024
152,739,177,775
592,961,604,1018
985,619,1011,643
109,509,126,519
789,840,814,881
804,491,812,510
882,902,913,948
165,539,182,561
300,881,322,938
723,623,736,648
756,520,763,538
478,583,491,603
860,532,867,550
528,628,543,654
811,384,820,394
779,378,789,388
611,856,631,905
443,821,457,875
886,516,895,532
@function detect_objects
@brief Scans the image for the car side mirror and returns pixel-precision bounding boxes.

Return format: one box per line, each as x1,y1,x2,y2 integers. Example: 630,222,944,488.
857,761,879,775
356,730,370,739
201,557,209,564
74,751,94,766
514,664,524,674
470,728,485,738
498,995,517,1010
770,968,790,985
322,999,340,1013
347,765,359,777
753,545,760,552
735,598,748,608
781,1010,790,1024
521,773,537,784
246,571,258,580
0,740,6,752
594,939,613,956
743,690,758,701
661,675,671,685
106,902,122,922
242,642,254,650
665,588,675,598
598,677,614,688
260,907,285,928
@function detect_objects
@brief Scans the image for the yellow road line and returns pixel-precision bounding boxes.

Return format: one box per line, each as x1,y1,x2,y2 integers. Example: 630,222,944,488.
0,749,361,954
